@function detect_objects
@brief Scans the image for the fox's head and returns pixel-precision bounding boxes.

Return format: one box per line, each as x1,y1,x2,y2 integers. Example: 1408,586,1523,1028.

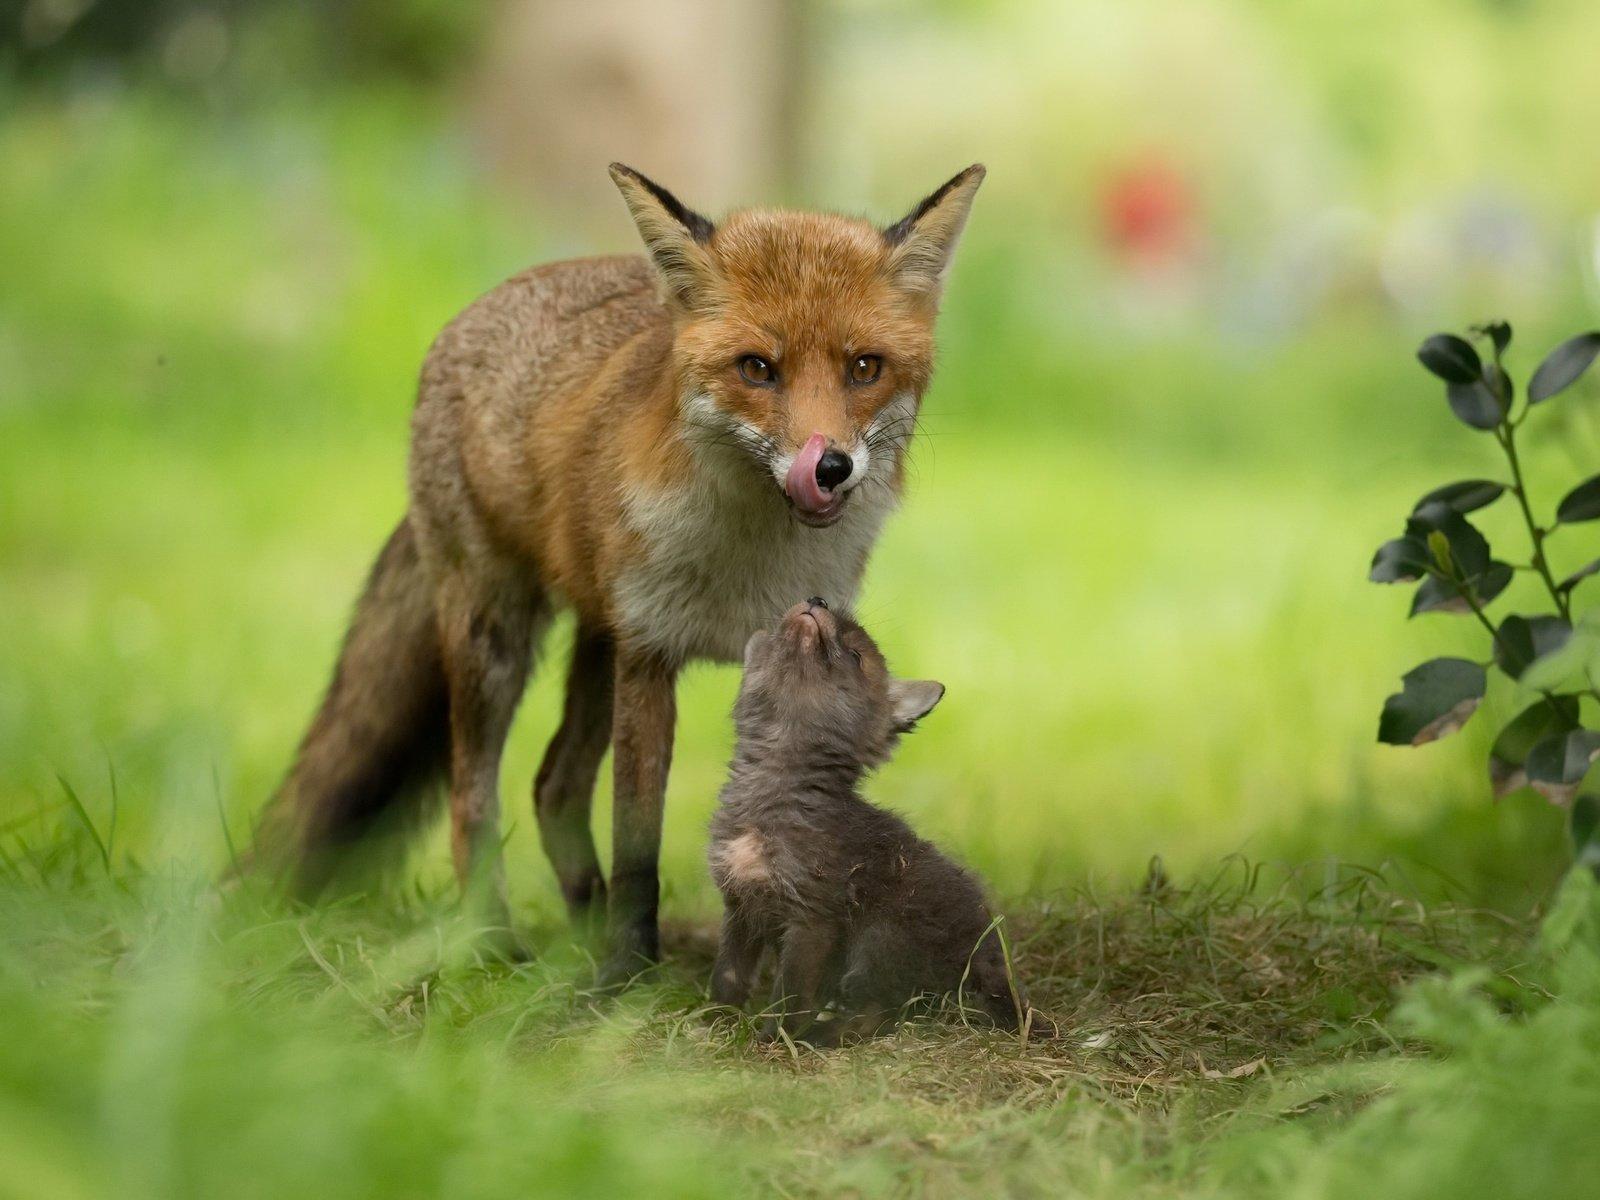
609,162,984,527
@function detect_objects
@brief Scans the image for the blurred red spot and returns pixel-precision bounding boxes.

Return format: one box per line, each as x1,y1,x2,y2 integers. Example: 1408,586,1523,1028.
1101,158,1195,265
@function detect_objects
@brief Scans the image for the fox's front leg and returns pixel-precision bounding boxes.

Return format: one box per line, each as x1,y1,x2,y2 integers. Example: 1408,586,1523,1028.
599,646,678,986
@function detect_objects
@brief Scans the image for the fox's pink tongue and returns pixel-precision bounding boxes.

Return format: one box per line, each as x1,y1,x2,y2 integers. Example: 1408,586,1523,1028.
785,433,833,513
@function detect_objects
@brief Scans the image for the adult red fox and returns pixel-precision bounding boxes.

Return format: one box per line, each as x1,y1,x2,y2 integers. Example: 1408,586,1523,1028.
262,161,985,981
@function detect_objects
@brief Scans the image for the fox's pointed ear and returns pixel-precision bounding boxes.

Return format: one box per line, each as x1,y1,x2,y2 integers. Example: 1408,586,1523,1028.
888,679,945,733
882,164,985,299
608,163,717,313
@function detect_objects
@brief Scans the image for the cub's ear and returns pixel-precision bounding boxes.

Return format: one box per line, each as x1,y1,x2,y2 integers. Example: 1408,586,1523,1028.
882,164,985,298
888,679,945,733
608,163,717,313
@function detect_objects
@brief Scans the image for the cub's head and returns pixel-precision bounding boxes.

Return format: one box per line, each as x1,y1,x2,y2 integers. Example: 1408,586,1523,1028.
609,163,984,527
735,598,944,769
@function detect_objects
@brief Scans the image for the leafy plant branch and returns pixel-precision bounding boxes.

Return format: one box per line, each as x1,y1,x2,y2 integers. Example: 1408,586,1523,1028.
1370,321,1600,867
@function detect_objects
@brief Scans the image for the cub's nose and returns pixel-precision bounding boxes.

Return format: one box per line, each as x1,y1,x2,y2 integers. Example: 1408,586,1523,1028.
814,449,852,491
806,597,827,610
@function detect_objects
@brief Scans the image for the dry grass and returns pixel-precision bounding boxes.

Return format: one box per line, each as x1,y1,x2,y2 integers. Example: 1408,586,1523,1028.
616,858,1524,1122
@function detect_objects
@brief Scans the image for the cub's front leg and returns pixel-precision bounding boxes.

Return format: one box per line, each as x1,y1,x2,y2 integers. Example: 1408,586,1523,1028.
709,902,769,1009
759,921,841,1043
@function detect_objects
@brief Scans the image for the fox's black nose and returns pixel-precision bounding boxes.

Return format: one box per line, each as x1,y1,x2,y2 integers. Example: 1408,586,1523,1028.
815,449,852,491
806,596,827,610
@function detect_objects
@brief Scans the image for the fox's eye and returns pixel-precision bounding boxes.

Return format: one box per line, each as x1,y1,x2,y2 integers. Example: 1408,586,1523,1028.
738,356,776,386
849,355,882,385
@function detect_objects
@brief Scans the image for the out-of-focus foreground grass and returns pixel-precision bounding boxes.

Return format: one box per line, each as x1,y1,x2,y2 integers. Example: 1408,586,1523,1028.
2,90,1600,1198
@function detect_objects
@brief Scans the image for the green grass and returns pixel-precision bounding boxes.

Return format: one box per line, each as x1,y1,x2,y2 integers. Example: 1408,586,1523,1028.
0,831,1533,1199
4,88,1600,1197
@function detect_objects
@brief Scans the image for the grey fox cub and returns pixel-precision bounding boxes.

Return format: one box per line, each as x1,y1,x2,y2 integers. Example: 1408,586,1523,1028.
707,599,1050,1043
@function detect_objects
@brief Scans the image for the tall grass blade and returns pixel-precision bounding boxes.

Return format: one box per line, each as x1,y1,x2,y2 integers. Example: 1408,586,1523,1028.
55,773,109,874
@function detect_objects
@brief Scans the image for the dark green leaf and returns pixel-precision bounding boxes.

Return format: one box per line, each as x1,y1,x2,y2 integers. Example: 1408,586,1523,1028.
1494,615,1573,680
1408,503,1492,579
1417,334,1482,384
1572,796,1600,872
1559,558,1600,594
1377,658,1487,746
1473,321,1513,355
1475,561,1514,604
1409,575,1461,616
1526,730,1600,807
1370,537,1430,584
1556,474,1600,524
1528,332,1600,403
1484,363,1513,409
1409,561,1512,616
1412,479,1506,516
1491,697,1581,799
1445,378,1504,430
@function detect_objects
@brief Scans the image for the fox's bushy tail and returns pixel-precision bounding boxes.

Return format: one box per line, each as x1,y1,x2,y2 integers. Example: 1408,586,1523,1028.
253,516,449,894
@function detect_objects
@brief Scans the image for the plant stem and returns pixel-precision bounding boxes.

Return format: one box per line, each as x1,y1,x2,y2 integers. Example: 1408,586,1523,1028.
1454,571,1507,654
1450,569,1574,719
1497,420,1572,623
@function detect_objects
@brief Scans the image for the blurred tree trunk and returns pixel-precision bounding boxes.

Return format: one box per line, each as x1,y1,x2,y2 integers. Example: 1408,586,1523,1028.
472,0,811,249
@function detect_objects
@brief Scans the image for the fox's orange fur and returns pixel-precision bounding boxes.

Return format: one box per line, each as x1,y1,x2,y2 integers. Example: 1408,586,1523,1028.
263,162,985,977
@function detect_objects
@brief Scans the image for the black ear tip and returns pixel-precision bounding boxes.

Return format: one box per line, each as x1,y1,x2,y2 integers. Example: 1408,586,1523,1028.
952,164,986,192
882,167,985,245
608,163,715,245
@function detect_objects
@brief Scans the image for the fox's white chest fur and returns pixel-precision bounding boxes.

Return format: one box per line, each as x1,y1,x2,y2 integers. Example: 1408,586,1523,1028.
616,456,897,665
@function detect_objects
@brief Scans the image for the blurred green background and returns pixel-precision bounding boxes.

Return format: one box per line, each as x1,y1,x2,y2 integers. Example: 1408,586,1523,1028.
4,3,1600,1194
7,0,1600,913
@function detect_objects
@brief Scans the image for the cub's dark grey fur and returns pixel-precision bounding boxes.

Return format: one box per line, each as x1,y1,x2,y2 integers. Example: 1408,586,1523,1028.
707,599,1048,1044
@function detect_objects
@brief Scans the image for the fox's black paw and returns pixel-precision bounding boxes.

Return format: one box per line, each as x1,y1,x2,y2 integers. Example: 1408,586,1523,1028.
595,926,661,991
481,927,535,965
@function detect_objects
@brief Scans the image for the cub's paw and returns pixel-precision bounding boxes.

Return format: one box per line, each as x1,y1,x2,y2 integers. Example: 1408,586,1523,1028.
1020,1008,1058,1040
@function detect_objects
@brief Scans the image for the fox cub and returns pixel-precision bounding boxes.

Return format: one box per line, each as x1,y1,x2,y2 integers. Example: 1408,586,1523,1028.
707,599,1048,1043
